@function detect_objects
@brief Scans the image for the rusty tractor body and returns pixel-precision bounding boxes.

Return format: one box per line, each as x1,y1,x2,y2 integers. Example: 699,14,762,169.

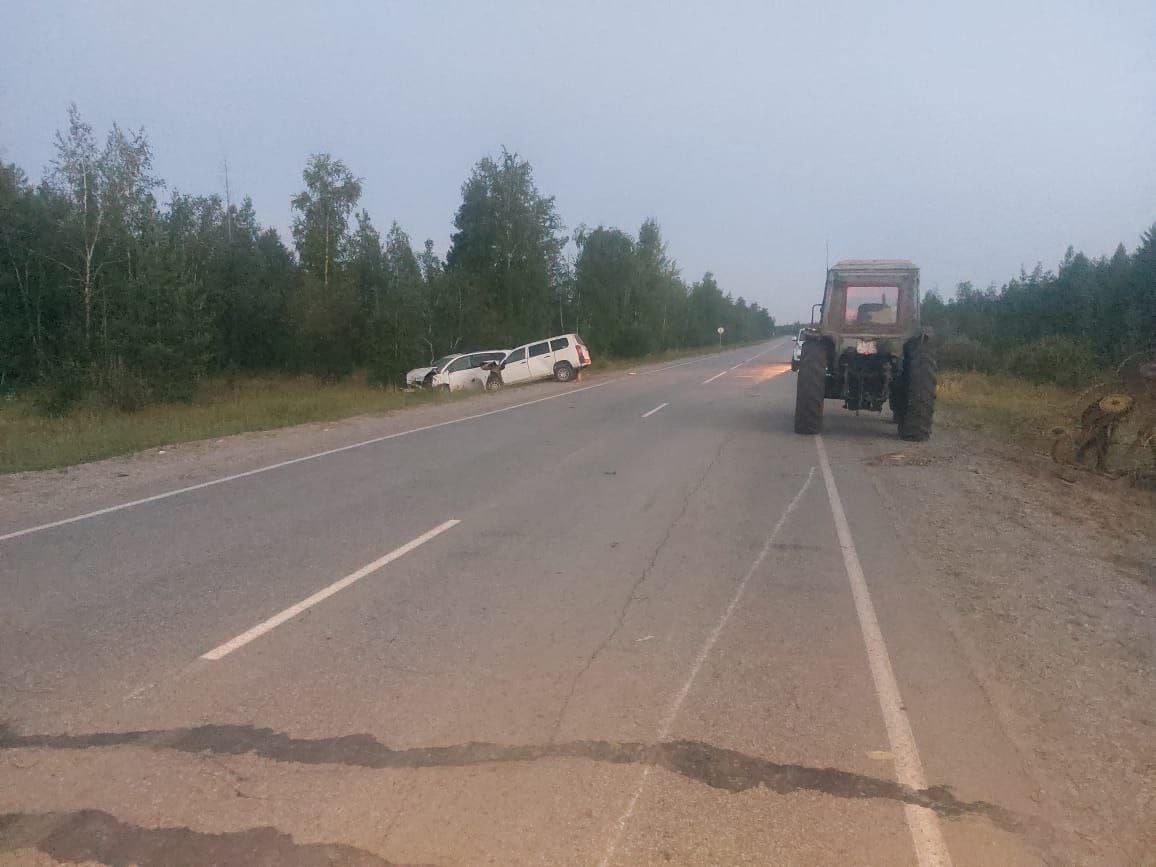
794,259,936,440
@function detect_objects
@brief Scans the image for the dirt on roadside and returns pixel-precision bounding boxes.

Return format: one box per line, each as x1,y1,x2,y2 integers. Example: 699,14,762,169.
868,413,1155,865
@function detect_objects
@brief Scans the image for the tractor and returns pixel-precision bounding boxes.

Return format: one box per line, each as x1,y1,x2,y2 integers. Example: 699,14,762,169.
794,260,936,440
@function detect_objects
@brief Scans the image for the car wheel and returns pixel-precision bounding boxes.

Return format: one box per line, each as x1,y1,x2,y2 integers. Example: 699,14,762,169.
554,361,575,382
485,373,503,392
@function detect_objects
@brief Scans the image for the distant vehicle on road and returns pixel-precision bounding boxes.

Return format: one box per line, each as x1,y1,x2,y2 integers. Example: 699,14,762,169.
790,329,805,371
794,259,936,440
408,351,509,391
495,334,591,387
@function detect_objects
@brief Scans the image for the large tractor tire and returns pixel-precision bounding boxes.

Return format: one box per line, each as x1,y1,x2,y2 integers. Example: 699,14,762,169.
889,370,908,424
898,340,936,441
794,341,827,435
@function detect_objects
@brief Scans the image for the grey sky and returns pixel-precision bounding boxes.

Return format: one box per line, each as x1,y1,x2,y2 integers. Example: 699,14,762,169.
3,0,1154,321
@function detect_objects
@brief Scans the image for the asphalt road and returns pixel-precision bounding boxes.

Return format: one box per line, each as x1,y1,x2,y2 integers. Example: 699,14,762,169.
1,339,1048,866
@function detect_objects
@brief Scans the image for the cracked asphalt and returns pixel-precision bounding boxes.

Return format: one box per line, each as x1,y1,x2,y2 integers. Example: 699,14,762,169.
1,340,1051,865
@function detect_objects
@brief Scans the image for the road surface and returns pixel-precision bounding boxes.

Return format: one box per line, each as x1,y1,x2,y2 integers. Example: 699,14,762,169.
1,339,1052,865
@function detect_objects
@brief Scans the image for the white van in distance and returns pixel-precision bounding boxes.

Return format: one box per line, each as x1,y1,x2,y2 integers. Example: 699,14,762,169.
498,334,591,385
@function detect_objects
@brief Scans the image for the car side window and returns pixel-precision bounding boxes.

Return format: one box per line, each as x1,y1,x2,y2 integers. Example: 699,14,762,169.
505,347,526,363
448,356,471,372
550,337,569,351
528,342,549,358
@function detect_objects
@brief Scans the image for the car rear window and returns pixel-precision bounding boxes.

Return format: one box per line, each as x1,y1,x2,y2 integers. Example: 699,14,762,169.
505,347,525,363
528,342,550,358
550,337,569,351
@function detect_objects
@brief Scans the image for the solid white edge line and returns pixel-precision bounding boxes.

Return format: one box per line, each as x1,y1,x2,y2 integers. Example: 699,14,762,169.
200,519,460,660
640,402,669,418
814,436,952,867
598,467,816,867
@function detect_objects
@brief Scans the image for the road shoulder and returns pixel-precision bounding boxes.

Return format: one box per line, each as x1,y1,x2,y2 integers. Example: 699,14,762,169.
864,418,1155,864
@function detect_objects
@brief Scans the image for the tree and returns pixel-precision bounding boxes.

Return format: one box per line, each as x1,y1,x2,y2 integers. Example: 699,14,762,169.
635,218,685,351
573,225,639,355
686,272,727,346
414,239,464,361
0,164,62,385
48,104,158,355
362,221,426,384
291,154,361,287
447,148,566,346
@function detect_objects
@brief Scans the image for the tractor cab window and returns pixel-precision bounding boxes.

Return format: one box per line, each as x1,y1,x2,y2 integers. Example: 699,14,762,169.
844,285,898,326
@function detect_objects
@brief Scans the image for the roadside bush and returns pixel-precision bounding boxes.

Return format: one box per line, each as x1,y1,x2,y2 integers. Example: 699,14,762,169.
610,323,656,358
135,342,202,404
937,335,1003,374
289,275,358,380
96,358,152,412
33,361,90,416
1003,335,1099,388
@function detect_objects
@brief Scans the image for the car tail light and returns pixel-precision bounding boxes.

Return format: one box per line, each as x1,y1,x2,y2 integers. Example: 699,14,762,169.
577,343,590,365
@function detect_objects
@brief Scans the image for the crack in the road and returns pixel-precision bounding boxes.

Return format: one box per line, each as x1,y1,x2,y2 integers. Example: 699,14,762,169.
0,807,428,866
0,722,1024,833
547,429,739,742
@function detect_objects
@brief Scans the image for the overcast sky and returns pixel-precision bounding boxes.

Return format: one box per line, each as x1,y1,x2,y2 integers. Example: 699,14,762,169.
2,0,1154,321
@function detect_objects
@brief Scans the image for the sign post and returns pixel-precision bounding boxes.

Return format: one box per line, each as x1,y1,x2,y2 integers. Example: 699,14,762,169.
717,326,725,349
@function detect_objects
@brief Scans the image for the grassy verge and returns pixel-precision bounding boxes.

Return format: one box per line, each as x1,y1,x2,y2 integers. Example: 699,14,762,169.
0,376,450,474
936,370,1080,453
1,340,772,474
938,371,1155,480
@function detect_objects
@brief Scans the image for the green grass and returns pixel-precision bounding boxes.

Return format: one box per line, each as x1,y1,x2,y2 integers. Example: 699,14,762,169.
1,340,773,474
0,375,449,474
936,370,1079,452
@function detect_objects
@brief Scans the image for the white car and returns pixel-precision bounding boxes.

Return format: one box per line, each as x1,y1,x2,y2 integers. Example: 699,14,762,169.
497,334,591,386
408,351,509,391
405,358,448,388
790,329,806,371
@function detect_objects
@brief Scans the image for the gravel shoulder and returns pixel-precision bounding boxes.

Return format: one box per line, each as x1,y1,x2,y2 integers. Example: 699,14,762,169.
866,410,1155,865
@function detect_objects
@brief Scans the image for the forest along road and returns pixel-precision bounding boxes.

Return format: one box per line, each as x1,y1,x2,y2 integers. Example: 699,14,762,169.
0,339,1064,866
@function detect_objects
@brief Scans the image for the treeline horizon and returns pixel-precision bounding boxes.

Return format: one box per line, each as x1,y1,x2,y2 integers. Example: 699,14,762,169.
922,227,1155,386
0,105,774,413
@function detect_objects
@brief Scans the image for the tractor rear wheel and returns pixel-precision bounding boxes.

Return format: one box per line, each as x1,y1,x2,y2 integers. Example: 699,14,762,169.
898,340,936,441
794,341,826,435
889,370,908,424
